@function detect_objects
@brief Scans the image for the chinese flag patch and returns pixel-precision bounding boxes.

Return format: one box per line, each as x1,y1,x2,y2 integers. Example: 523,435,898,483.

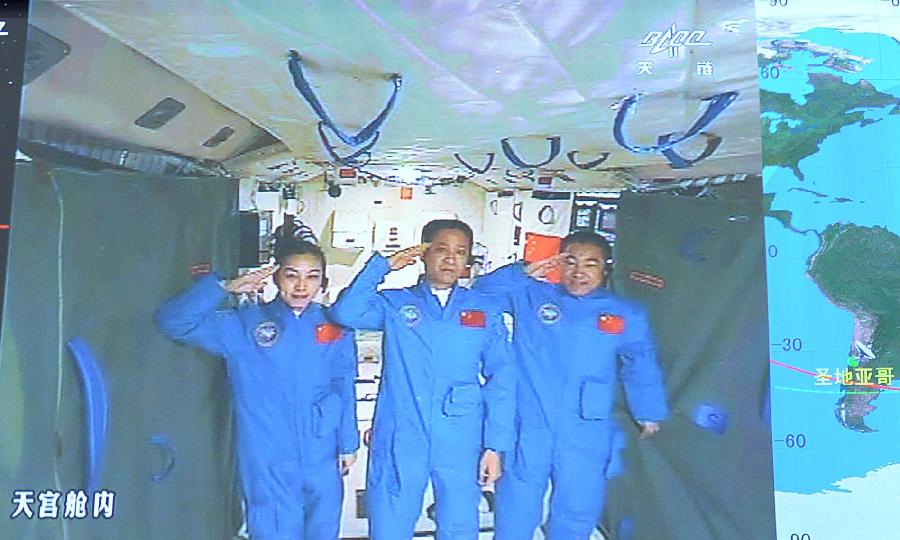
459,310,486,328
597,313,625,334
315,323,343,344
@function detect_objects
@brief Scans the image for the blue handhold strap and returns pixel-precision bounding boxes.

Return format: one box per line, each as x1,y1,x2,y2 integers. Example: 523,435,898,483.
454,152,495,174
288,50,401,147
613,91,738,154
148,435,176,483
659,132,723,169
317,122,378,166
500,136,561,168
66,337,109,494
567,150,611,169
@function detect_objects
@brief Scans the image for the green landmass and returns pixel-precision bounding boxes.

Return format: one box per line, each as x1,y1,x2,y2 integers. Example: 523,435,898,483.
759,54,900,179
768,209,794,230
807,224,900,430
763,192,797,231
809,224,900,320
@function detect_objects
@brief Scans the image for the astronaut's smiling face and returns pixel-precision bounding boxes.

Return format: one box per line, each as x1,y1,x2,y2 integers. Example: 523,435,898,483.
561,242,607,297
422,228,470,290
274,253,324,310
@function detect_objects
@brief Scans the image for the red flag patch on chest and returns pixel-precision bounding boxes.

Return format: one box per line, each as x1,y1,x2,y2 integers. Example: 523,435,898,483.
597,313,625,334
315,323,343,343
459,310,486,328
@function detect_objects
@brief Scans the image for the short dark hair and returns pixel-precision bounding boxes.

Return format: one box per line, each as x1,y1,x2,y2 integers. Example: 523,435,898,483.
421,219,473,251
561,230,612,261
274,237,326,270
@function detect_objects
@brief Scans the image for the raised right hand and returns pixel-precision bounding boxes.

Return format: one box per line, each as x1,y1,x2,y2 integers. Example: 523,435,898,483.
525,253,566,281
388,244,426,271
223,265,277,294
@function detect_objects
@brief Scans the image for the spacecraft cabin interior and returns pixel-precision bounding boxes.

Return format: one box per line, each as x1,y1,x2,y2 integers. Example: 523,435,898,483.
1,2,775,539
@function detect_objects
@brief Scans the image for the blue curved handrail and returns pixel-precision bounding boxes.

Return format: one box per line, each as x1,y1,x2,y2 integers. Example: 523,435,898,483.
613,91,738,155
148,435,176,483
567,150,611,170
454,152,495,174
659,132,723,169
500,136,561,168
66,337,109,493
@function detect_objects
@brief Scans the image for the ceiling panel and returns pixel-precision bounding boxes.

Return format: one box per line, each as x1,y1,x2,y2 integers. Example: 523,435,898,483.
32,0,762,188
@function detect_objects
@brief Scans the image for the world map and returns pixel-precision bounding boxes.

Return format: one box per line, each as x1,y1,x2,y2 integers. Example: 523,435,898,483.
759,18,900,539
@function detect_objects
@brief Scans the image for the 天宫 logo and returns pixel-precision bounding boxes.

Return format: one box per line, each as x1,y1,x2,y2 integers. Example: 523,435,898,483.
638,24,711,57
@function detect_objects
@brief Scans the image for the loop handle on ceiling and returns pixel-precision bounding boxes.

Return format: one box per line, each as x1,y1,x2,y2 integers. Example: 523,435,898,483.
288,50,401,147
567,150,611,169
454,152,495,174
612,91,737,154
659,132,723,169
500,136,561,168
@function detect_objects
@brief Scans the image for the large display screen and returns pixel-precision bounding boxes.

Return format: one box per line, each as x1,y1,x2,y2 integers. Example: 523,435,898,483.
0,1,895,539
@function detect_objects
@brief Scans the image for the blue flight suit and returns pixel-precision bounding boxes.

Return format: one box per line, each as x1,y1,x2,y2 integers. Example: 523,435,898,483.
155,273,359,540
473,263,668,540
329,254,514,540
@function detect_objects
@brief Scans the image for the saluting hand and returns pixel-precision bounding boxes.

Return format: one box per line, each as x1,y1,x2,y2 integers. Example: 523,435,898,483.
388,244,426,271
223,265,277,294
525,253,566,281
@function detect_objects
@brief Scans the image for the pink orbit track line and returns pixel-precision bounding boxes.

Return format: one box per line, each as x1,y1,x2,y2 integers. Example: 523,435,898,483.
770,358,900,391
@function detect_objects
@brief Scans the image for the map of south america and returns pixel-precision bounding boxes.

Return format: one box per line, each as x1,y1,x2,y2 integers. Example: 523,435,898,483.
758,8,900,536
761,29,900,435
808,224,900,431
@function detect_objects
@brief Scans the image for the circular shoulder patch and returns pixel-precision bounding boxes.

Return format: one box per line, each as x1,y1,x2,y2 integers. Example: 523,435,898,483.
253,321,280,348
537,302,561,324
399,304,422,327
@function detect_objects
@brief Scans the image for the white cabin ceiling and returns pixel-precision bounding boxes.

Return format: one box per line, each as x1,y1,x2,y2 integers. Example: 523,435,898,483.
24,0,761,190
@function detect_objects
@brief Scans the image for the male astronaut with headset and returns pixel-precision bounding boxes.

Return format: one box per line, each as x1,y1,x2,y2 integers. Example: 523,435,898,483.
474,230,669,540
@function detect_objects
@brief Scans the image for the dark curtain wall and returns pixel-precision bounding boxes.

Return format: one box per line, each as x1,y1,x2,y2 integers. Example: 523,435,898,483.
0,163,241,539
602,181,776,540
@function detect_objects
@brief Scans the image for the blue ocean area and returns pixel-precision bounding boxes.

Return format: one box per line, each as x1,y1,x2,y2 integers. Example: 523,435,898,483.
759,50,815,103
763,28,900,494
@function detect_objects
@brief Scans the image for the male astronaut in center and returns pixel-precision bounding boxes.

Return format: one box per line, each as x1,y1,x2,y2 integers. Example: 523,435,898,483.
329,219,514,540
473,230,669,540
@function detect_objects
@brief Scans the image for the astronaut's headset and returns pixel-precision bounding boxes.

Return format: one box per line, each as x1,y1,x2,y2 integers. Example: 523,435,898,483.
601,250,615,289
